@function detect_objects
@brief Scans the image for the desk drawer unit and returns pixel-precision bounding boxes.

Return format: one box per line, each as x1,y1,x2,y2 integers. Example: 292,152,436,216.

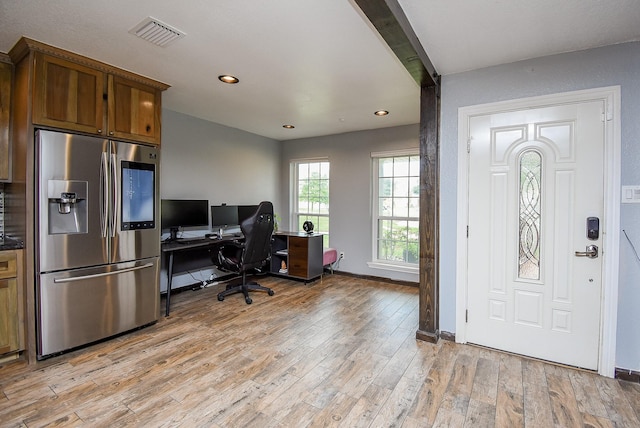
288,237,309,278
271,232,324,281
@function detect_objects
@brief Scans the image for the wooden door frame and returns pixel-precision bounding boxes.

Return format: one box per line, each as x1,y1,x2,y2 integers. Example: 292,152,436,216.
455,87,621,377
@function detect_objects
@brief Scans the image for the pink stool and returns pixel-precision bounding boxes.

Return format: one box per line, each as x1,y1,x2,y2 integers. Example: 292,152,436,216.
323,248,338,274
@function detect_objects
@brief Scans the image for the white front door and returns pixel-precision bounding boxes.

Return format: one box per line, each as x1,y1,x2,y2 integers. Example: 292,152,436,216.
465,100,605,370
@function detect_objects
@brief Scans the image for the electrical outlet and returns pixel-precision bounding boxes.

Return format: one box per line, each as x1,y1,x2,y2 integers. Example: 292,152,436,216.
339,251,345,260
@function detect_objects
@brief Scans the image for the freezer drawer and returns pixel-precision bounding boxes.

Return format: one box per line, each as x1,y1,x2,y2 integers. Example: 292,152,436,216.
37,257,159,358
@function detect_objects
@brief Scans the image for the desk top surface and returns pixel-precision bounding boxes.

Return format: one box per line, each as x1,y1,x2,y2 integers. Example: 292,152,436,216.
161,235,241,252
274,231,326,238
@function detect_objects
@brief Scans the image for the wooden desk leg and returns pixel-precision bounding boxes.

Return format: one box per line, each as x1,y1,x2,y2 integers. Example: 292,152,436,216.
166,252,174,316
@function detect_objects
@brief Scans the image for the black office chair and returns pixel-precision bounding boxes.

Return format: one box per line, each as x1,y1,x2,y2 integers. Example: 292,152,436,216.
215,201,275,304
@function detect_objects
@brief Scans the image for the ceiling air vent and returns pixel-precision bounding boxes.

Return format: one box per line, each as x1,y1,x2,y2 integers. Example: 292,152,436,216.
130,17,185,47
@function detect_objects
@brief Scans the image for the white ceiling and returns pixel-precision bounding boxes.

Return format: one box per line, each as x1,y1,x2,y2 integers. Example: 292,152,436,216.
1,0,639,141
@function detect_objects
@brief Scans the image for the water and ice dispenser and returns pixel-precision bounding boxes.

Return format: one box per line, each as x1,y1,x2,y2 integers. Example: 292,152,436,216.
47,180,88,234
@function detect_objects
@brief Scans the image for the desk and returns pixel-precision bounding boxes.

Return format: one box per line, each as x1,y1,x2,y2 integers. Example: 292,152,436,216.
161,236,239,316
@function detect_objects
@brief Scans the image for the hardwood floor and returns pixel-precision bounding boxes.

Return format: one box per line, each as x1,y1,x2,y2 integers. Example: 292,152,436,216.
1,274,639,427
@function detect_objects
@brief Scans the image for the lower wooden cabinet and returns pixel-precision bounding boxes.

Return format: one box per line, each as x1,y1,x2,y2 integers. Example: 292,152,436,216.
271,232,324,282
0,249,23,356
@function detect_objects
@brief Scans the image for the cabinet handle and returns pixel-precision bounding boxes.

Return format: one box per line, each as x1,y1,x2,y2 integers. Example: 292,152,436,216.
97,129,102,134
109,131,114,135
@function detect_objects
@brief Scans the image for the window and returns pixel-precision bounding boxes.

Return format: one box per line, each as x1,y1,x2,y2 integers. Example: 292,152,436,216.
518,150,542,280
292,160,330,246
371,151,419,272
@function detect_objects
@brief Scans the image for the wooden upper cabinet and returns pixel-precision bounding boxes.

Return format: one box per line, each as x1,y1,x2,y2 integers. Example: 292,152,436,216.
10,38,169,145
0,59,12,182
33,53,104,135
108,75,161,145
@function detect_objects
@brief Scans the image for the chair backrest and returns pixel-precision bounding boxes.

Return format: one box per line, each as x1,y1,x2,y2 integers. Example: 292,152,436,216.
240,201,274,270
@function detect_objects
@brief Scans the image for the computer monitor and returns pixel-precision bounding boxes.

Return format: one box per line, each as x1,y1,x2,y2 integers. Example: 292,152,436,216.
211,205,239,231
238,205,259,224
161,199,209,240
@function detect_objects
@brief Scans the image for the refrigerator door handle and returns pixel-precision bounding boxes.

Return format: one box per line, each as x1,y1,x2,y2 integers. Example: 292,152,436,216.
52,262,154,283
100,152,109,237
110,152,118,238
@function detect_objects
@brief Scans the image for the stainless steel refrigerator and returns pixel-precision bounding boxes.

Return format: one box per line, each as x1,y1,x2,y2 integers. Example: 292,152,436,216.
36,130,160,359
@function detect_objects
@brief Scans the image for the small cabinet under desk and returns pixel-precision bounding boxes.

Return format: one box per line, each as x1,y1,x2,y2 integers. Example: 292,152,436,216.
271,232,324,282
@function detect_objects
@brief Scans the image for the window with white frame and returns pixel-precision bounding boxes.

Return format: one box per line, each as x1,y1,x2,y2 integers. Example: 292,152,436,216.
371,151,419,269
292,160,330,246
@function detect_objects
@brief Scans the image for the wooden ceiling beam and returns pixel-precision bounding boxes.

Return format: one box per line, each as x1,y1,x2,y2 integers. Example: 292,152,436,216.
355,0,441,344
353,0,439,87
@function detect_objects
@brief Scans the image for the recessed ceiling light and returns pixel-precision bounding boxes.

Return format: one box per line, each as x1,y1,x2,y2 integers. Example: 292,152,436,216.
374,110,389,116
283,124,295,129
218,75,239,84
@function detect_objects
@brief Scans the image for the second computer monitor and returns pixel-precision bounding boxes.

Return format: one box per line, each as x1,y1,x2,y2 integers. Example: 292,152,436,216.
211,205,238,230
238,205,259,224
211,204,259,231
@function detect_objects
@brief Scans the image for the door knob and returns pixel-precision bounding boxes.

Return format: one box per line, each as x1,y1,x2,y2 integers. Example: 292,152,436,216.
575,244,598,258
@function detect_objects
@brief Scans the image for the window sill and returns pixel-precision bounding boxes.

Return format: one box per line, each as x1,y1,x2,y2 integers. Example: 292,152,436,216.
367,261,419,275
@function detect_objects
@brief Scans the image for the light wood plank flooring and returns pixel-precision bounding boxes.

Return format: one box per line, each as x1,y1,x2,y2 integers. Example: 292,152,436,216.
1,274,639,427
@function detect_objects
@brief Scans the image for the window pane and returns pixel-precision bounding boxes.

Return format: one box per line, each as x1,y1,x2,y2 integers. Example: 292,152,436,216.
378,239,390,260
379,219,392,238
392,220,408,240
408,220,419,240
518,150,541,280
320,162,330,179
298,195,309,213
408,197,419,218
406,242,419,263
409,156,420,176
298,164,309,179
394,177,409,197
393,157,410,176
379,177,393,197
317,216,329,231
392,197,409,218
380,197,392,217
379,158,394,177
409,177,420,197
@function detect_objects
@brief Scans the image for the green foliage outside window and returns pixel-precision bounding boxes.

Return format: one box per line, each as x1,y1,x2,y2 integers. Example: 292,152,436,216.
375,155,420,265
296,161,330,246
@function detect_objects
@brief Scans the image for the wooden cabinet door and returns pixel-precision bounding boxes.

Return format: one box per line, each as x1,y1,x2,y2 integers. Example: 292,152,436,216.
108,75,161,145
0,61,11,181
288,236,309,278
0,251,19,355
0,278,19,354
33,53,104,134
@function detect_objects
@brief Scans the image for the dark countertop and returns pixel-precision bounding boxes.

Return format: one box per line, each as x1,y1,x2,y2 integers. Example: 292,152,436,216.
0,236,25,251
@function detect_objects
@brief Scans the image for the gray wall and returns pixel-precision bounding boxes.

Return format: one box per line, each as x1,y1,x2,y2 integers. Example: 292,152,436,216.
161,109,282,212
281,125,419,283
440,42,640,371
